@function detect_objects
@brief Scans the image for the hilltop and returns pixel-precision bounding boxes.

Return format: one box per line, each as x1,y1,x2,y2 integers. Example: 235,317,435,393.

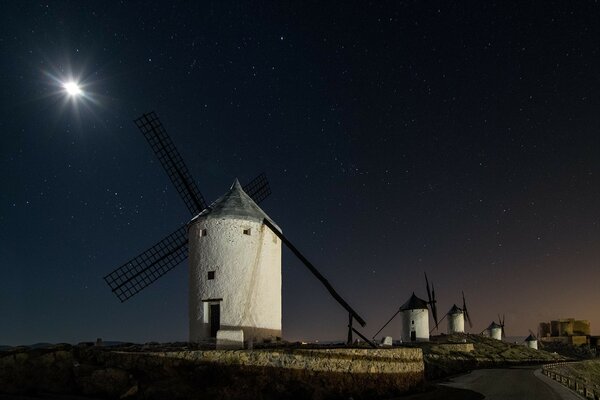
418,333,566,379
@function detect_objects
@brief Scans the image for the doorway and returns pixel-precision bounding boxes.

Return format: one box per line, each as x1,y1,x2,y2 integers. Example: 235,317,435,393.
209,303,221,337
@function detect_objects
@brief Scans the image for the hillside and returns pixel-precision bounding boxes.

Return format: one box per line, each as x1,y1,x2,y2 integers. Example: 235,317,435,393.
421,333,566,379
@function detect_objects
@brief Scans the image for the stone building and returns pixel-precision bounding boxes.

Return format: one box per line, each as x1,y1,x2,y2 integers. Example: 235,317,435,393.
538,318,591,346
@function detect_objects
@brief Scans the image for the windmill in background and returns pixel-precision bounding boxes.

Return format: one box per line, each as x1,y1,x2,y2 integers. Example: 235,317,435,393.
372,272,439,342
434,291,473,334
485,314,506,340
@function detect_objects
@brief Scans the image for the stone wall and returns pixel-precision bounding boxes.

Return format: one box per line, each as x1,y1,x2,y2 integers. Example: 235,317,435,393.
0,345,424,399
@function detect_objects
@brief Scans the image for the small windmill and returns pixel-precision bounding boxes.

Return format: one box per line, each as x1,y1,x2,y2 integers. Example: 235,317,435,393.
484,314,506,340
524,329,539,350
434,291,473,334
372,272,439,342
102,112,372,346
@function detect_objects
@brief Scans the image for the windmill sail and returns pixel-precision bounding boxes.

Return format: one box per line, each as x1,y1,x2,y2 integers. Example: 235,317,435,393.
425,272,439,328
462,291,473,328
104,225,188,302
135,112,207,215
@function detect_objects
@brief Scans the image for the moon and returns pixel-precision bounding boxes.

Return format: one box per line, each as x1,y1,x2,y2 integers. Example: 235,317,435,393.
62,81,82,96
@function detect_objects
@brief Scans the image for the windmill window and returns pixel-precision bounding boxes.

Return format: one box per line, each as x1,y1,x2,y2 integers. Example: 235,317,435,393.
243,228,251,235
207,271,215,280
201,229,207,237
411,320,414,325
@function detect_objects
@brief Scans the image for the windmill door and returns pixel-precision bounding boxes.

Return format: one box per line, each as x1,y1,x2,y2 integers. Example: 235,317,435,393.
209,303,221,337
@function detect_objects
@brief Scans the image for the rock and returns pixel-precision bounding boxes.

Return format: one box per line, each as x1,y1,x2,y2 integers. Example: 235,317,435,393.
381,336,393,347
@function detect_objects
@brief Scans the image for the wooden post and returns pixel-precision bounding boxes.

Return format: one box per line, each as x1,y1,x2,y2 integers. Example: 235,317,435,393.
347,313,353,345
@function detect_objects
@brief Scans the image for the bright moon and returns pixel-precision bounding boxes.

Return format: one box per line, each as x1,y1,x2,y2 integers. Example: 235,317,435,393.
63,81,82,96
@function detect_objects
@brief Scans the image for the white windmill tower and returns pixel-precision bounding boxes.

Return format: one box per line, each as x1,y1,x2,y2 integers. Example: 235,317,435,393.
188,179,282,343
525,330,538,350
399,293,431,342
447,291,473,334
486,315,505,341
372,273,439,343
447,305,464,334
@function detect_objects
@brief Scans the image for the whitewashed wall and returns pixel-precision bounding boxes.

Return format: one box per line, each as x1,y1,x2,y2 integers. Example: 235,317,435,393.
448,312,465,334
401,309,429,342
188,216,281,343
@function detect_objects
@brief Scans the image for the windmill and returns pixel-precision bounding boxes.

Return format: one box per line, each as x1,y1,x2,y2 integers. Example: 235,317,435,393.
524,329,539,350
430,291,473,334
372,272,439,342
102,112,371,346
484,314,506,340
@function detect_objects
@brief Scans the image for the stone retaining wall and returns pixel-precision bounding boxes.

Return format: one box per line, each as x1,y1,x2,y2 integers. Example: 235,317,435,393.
0,346,424,399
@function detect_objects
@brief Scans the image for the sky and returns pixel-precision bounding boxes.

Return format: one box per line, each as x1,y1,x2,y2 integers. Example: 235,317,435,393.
1,1,598,346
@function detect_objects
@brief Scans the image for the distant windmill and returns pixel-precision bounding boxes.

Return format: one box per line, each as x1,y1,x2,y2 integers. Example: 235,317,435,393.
485,314,506,340
430,291,473,334
525,329,538,350
102,112,371,346
372,272,439,342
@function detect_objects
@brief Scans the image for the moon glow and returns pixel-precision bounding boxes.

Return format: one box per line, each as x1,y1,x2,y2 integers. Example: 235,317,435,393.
63,81,82,96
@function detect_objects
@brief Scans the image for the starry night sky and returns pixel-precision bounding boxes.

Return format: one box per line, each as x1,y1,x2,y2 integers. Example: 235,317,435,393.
1,1,599,346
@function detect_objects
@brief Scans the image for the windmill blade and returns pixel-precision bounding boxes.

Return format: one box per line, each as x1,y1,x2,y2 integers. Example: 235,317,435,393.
135,112,207,215
242,173,271,204
424,272,438,327
103,225,188,302
263,218,367,327
372,308,402,339
462,291,473,328
424,272,433,304
431,282,439,328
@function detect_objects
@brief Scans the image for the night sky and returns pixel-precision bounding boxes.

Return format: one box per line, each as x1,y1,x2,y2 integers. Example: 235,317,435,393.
1,1,599,346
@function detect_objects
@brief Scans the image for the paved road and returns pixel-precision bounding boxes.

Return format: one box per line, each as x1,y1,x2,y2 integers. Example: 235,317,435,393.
442,366,581,399
396,366,582,399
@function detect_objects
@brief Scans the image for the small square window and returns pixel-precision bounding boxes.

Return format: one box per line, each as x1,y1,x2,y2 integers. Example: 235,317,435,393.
207,271,215,280
201,229,207,237
243,228,251,235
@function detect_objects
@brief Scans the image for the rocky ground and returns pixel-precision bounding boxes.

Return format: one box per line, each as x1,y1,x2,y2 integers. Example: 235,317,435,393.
0,336,579,399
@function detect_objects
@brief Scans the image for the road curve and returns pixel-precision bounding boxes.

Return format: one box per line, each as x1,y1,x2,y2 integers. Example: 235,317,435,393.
395,366,582,399
441,366,581,400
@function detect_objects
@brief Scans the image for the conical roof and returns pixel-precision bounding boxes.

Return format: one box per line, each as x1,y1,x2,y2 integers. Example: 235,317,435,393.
400,292,429,311
448,304,463,315
487,321,502,330
190,179,280,231
525,334,536,342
